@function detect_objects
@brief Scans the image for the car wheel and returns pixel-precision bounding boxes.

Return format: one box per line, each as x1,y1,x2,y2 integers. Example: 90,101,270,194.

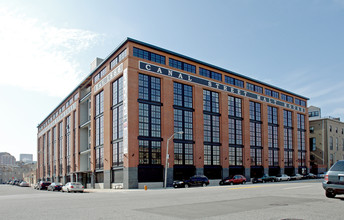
326,190,336,198
272,179,275,182
67,189,70,193
242,181,246,184
219,181,223,185
229,182,233,185
262,180,265,183
184,184,189,188
202,183,207,187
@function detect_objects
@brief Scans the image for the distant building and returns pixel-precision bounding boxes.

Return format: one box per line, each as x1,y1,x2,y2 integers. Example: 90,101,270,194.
0,152,16,166
309,106,344,174
0,161,36,183
20,154,33,163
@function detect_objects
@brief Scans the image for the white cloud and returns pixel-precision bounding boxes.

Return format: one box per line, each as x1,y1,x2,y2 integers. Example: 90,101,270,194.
0,7,101,97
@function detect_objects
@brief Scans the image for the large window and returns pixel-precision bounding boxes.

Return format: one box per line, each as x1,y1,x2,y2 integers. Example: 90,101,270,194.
169,58,196,73
297,114,306,167
110,48,127,69
133,47,165,64
284,110,293,167
247,83,263,94
52,126,57,175
199,67,222,81
47,131,50,177
95,91,104,170
138,74,162,165
173,82,194,165
228,96,243,166
265,89,279,99
112,77,124,167
224,76,244,88
66,116,71,174
268,106,279,167
58,122,63,176
250,101,262,166
203,90,220,165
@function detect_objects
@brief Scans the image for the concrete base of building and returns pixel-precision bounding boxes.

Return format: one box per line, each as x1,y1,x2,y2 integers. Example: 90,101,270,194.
166,167,174,187
123,167,138,189
244,168,251,182
264,167,269,175
196,168,204,176
280,168,285,174
103,170,111,189
222,168,229,178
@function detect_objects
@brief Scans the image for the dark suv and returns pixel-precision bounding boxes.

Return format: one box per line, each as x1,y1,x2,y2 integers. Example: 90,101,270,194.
323,160,344,198
173,175,210,188
38,181,51,190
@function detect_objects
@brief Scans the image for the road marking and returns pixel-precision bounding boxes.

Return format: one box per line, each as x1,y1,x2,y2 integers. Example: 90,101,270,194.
283,185,311,190
229,185,266,190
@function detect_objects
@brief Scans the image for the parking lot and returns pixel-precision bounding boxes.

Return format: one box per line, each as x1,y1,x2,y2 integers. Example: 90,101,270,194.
1,179,343,220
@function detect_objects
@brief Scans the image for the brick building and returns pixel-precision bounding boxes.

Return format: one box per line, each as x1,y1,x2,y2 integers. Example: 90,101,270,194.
37,38,309,189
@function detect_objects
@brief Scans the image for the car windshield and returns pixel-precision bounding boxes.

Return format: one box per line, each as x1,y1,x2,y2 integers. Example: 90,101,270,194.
330,161,344,171
71,182,82,185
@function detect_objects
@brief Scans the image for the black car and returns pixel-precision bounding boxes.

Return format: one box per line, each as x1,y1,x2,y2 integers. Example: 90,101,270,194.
38,181,51,190
252,174,276,183
47,182,63,191
173,175,210,188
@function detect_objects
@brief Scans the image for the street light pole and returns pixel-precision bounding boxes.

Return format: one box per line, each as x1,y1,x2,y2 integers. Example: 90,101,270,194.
164,131,183,188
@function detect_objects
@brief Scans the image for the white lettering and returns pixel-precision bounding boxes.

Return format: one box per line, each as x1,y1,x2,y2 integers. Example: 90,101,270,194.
168,70,173,76
145,64,151,71
208,81,212,87
215,83,219,89
178,74,183,79
188,75,192,82
223,86,227,91
157,68,162,73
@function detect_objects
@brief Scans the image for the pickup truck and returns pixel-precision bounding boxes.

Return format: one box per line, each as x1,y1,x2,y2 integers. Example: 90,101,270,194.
252,174,277,183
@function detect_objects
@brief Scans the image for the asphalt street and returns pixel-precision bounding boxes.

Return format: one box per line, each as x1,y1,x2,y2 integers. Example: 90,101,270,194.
0,180,343,220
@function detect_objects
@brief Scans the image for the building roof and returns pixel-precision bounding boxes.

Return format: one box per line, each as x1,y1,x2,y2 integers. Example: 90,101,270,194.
38,37,309,127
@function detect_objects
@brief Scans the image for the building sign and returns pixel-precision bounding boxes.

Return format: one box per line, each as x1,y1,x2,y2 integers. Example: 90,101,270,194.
94,63,123,92
38,102,77,137
139,61,306,113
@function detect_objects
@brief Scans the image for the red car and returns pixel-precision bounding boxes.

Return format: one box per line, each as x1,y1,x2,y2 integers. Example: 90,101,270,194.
219,175,246,185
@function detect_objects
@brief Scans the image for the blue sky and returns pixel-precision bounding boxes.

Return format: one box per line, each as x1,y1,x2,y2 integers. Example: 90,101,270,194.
0,0,343,160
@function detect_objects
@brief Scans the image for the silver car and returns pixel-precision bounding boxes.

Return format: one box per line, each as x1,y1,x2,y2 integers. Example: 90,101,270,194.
61,182,84,193
323,160,344,198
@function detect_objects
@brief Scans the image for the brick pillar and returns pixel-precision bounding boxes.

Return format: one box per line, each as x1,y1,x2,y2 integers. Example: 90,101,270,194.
161,77,174,187
221,93,229,178
261,103,269,173
242,98,251,180
194,85,204,175
278,107,285,174
103,82,112,189
292,111,299,174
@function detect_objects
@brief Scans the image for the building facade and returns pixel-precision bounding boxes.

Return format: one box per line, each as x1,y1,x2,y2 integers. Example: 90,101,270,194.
37,38,309,189
309,106,344,173
20,154,33,163
0,152,16,166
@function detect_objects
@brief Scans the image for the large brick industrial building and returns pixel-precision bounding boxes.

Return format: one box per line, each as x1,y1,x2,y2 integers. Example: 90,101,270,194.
37,38,309,189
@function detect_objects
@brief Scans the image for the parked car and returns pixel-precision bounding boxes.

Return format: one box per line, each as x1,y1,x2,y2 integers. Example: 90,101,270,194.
61,182,84,193
317,173,326,179
47,182,63,191
219,175,246,185
173,175,209,188
38,181,51,190
19,181,30,187
252,174,276,183
303,173,317,179
290,174,303,180
33,182,40,189
276,174,291,181
323,160,344,198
